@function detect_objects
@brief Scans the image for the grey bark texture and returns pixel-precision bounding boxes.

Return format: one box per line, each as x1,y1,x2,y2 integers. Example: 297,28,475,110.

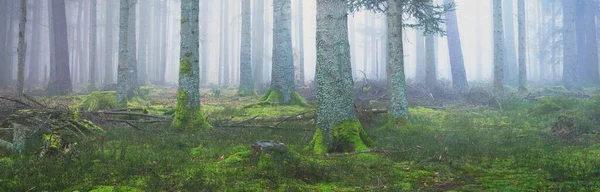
89,0,98,90
127,0,138,91
47,0,72,95
444,0,468,88
252,0,265,89
270,0,296,103
238,0,255,96
16,0,26,98
314,0,358,150
104,0,115,85
493,0,505,93
387,0,409,120
117,0,131,103
297,0,305,85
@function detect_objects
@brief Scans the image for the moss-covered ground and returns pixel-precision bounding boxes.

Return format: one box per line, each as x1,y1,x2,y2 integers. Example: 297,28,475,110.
1,87,599,191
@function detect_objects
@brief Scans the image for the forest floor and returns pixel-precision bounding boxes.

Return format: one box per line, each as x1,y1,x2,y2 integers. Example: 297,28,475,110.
0,84,599,191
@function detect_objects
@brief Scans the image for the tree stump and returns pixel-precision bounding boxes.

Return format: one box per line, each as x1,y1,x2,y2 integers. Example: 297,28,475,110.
250,140,287,157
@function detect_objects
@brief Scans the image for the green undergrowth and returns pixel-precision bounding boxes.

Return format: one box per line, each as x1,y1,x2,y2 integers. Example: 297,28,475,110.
0,95,599,191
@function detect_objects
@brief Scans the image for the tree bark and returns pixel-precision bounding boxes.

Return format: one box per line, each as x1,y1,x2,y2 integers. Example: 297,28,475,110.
172,0,210,130
104,0,115,85
297,0,305,85
252,0,265,89
117,0,131,103
16,0,27,98
27,0,41,87
238,0,255,96
425,35,436,88
493,0,505,93
89,0,98,90
386,0,409,121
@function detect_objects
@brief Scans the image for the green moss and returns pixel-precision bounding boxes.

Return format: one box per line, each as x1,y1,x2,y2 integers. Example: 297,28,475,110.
171,90,211,130
78,91,119,111
179,58,193,75
305,128,327,154
89,186,143,192
259,89,309,107
42,134,61,149
332,120,373,153
379,115,408,131
236,89,258,97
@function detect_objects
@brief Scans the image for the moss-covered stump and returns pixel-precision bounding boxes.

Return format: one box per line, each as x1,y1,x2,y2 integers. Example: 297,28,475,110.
306,120,374,154
259,89,309,106
78,91,119,111
249,141,302,178
171,90,211,130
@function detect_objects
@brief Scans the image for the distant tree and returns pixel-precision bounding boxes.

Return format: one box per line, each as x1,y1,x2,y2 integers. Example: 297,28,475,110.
562,0,579,90
218,0,230,86
172,0,210,130
425,34,436,88
503,0,517,85
493,0,504,93
138,0,151,86
305,0,373,154
47,0,72,95
585,0,599,83
200,0,210,86
88,0,98,90
259,0,306,105
297,0,306,85
104,0,115,85
444,0,467,89
27,0,42,87
238,0,255,96
252,0,265,89
415,30,425,82
574,0,586,83
16,0,26,99
517,0,527,91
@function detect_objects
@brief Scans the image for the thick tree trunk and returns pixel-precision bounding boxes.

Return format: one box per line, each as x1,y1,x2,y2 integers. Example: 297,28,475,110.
252,0,265,89
349,16,357,80
172,0,210,130
47,0,72,95
444,0,468,88
517,0,527,91
260,0,305,105
16,0,27,98
562,0,579,90
386,0,409,122
307,0,372,154
493,0,505,93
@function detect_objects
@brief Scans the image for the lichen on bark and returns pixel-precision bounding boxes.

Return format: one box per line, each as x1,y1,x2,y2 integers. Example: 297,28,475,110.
171,90,210,130
385,0,410,126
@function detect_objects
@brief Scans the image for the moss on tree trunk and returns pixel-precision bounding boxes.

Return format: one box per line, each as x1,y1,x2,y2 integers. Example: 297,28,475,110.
259,89,308,106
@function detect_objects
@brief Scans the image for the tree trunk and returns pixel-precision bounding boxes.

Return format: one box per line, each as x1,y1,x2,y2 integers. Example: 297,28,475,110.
252,0,265,89
89,0,98,90
104,0,115,85
238,0,254,96
493,0,505,93
385,0,409,123
117,0,131,103
307,0,372,154
503,0,517,85
425,35,436,88
138,0,150,86
1,1,15,87
574,0,586,83
27,0,41,87
349,15,357,80
200,0,210,86
444,0,468,88
172,0,210,130
562,0,579,90
297,0,305,85
586,0,599,83
415,30,425,82
47,0,72,95
260,0,305,105
16,0,27,98
517,0,527,91
159,0,168,85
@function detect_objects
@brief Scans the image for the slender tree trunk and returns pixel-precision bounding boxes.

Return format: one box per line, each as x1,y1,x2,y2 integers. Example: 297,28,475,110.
252,0,265,89
444,0,468,88
562,0,579,90
88,0,98,90
425,35,436,88
16,0,27,98
297,0,305,85
47,0,72,95
517,0,527,91
159,0,167,85
574,0,586,83
586,0,599,83
117,0,131,102
493,0,505,93
27,0,41,87
128,0,138,91
307,0,372,154
200,0,210,86
104,0,115,85
172,0,210,130
415,30,425,82
238,0,254,95
503,0,517,85
138,0,150,86
363,12,370,75
0,1,8,87
386,0,409,122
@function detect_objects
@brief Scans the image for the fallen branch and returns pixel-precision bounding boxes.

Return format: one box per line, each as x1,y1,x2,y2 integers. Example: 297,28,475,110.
0,96,30,107
0,138,12,150
325,147,392,157
273,110,315,128
23,94,46,108
214,125,313,132
90,111,170,119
